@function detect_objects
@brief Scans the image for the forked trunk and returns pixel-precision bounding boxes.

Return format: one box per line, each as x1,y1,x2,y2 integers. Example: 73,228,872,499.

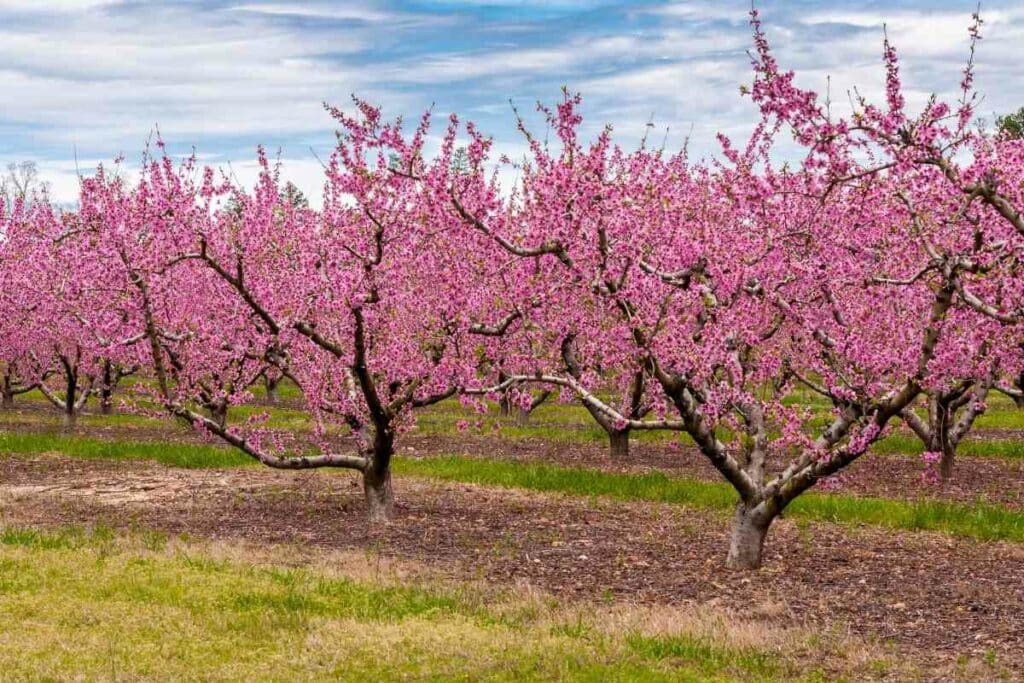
608,429,630,458
726,503,773,570
363,467,395,525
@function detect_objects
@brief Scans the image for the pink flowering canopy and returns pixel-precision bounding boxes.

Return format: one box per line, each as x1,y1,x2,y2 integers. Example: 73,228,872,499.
4,9,1021,567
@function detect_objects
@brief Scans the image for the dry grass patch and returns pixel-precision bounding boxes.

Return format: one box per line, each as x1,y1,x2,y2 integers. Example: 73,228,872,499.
0,524,929,681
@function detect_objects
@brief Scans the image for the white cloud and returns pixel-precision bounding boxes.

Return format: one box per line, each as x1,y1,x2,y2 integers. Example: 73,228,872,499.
0,0,114,10
3,1,1023,209
231,3,386,20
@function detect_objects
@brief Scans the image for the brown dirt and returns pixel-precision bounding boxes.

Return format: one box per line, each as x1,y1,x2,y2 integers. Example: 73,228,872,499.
1,453,1022,677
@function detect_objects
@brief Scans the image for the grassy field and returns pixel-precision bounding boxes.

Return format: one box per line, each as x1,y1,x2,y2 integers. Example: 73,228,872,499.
0,525,889,681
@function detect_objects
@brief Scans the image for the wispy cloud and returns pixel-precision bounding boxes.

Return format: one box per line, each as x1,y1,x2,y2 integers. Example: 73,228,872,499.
1,0,1019,205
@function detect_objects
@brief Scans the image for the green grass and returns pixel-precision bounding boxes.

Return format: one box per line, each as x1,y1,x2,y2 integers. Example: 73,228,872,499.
0,525,858,681
0,431,253,469
874,433,1024,458
626,634,779,680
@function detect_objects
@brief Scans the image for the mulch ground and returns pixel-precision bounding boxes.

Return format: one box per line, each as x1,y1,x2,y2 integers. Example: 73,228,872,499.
1,453,1022,678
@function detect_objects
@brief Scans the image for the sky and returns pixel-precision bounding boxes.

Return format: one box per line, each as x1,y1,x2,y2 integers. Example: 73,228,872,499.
1,0,1022,205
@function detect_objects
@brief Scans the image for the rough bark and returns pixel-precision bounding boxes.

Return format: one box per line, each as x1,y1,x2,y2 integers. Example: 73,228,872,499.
937,436,956,483
608,429,630,458
725,503,773,570
363,466,395,525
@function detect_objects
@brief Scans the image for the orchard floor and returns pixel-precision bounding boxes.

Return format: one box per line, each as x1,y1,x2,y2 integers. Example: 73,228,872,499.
404,433,1024,510
2,453,1023,680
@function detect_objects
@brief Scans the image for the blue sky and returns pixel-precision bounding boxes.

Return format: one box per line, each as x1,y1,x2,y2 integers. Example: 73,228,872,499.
1,0,1022,204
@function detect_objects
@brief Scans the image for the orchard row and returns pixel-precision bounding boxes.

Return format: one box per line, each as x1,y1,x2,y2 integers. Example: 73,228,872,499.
1,12,1021,569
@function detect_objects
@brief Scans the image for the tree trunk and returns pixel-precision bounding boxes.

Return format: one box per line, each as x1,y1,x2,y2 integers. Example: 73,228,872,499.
725,503,773,570
608,429,630,458
62,370,79,430
2,370,13,408
99,361,114,415
264,375,280,404
363,467,395,525
938,440,956,483
515,407,531,425
931,404,956,484
100,388,114,415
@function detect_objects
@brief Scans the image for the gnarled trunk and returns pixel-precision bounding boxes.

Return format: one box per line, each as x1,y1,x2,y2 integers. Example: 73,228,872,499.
725,502,774,570
934,435,956,483
580,401,633,459
363,467,395,525
608,429,630,458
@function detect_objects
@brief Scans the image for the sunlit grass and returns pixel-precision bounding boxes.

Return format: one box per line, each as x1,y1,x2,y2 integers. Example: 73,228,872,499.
874,433,1024,459
0,525,882,681
0,432,253,469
